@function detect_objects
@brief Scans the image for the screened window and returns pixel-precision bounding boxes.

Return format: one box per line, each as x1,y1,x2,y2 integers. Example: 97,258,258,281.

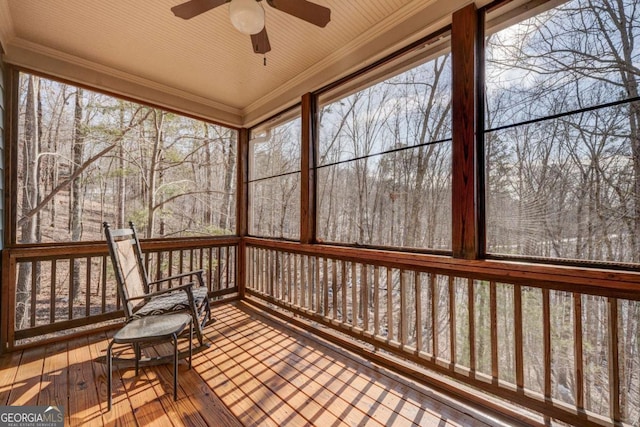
317,49,452,249
16,73,237,243
249,117,301,239
485,0,640,264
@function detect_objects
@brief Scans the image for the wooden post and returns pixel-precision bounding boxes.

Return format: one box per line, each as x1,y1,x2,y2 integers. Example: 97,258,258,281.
451,3,479,259
300,93,316,244
237,128,249,298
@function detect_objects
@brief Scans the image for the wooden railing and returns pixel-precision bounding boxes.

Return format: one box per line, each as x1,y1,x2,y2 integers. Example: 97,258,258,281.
245,237,640,427
2,237,239,350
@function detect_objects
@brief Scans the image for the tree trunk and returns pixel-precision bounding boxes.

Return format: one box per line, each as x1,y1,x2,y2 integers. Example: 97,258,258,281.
71,88,85,300
147,110,164,238
219,134,236,232
117,103,126,228
16,75,40,329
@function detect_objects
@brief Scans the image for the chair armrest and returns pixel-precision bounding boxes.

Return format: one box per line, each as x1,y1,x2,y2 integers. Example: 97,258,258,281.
148,270,205,289
127,282,195,301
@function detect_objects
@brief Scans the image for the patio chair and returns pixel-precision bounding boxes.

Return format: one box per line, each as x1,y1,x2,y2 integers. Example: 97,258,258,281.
103,221,212,346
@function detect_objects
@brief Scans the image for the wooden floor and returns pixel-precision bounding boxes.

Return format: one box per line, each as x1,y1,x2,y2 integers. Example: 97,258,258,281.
0,301,511,426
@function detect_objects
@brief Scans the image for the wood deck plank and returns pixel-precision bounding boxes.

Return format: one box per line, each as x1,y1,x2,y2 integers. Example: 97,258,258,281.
218,306,472,427
215,316,386,426
87,331,138,427
213,324,349,426
192,344,278,427
0,351,21,405
67,335,107,426
38,342,69,425
147,342,242,427
0,301,505,427
7,345,45,406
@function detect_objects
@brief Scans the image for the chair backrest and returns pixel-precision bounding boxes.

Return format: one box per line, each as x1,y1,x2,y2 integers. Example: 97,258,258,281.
103,222,150,319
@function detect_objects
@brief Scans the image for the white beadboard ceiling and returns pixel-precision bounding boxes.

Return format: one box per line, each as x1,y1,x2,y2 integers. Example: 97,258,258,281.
0,0,482,127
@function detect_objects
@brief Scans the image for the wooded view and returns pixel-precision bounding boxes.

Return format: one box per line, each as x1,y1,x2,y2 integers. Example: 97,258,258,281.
15,77,238,334
17,77,238,244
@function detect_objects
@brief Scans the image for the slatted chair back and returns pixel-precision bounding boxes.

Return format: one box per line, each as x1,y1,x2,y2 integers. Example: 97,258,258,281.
104,222,150,319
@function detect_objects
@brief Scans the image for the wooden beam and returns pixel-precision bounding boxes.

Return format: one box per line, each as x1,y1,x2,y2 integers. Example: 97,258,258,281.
300,93,316,244
451,3,479,259
237,128,249,298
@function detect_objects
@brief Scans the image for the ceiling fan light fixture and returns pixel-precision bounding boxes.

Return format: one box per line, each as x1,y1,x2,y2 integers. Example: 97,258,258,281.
229,0,265,35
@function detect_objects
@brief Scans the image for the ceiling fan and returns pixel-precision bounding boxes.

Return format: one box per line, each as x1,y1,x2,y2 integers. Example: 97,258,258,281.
171,0,331,55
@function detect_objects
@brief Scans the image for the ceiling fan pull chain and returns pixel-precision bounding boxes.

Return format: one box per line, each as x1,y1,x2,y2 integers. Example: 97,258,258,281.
264,55,267,66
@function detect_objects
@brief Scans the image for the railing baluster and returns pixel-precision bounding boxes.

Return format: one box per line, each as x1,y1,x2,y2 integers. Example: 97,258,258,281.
342,261,348,323
278,251,283,300
287,252,293,304
101,255,108,313
69,258,75,320
85,257,91,317
449,276,455,366
332,259,337,319
400,270,408,346
168,250,174,285
234,246,238,287
294,254,299,306
208,247,213,291
543,288,551,399
30,261,37,327
300,255,307,307
308,256,314,309
468,278,475,372
179,249,185,280
316,257,322,313
155,250,161,284
215,247,221,290
608,297,621,421
362,264,369,332
430,274,437,359
387,268,393,342
490,281,498,382
269,250,274,297
352,262,358,328
515,284,524,390
261,249,266,294
573,292,584,410
225,246,230,289
50,260,56,324
374,266,380,336
415,272,422,353
323,258,329,316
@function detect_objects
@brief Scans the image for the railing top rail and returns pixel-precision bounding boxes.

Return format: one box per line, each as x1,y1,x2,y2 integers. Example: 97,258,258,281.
7,236,241,261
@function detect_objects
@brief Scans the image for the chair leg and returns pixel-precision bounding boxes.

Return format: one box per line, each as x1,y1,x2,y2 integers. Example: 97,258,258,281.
133,343,141,376
193,319,204,346
172,333,179,401
188,318,193,369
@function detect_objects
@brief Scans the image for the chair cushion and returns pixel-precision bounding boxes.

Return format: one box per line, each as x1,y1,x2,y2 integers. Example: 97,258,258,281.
132,287,209,318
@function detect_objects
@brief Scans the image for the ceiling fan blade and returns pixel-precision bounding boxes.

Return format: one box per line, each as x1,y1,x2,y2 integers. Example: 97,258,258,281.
266,0,331,27
171,0,228,19
251,27,271,54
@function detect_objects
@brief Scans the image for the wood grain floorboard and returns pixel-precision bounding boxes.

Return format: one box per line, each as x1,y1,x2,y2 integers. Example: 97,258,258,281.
0,301,504,427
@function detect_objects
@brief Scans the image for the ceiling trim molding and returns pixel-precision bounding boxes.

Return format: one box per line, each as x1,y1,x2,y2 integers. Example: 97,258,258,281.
242,0,479,127
0,0,15,54
4,38,243,127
